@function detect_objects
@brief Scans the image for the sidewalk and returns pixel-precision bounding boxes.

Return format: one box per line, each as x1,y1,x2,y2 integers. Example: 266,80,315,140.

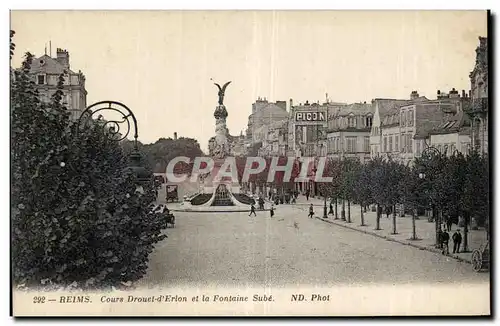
292,195,487,264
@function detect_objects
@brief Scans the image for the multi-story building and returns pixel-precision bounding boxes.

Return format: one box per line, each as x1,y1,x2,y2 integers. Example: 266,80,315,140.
326,102,373,163
428,89,472,156
287,99,345,158
28,48,88,120
246,97,289,146
374,89,470,164
466,36,488,155
370,97,409,158
256,119,289,157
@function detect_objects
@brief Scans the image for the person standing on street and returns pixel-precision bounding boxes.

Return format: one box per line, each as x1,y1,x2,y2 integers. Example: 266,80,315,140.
249,204,257,217
308,203,314,218
270,204,275,218
328,201,334,215
441,229,450,254
306,189,310,201
452,229,462,253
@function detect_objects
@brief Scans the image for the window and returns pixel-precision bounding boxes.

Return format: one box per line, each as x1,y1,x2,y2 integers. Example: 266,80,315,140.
37,74,45,85
363,136,370,152
348,116,356,128
346,137,357,153
408,110,414,126
401,133,406,152
395,135,399,152
389,135,393,152
383,136,387,152
416,140,421,155
407,134,413,153
366,116,373,127
450,144,456,155
400,111,406,126
336,138,340,152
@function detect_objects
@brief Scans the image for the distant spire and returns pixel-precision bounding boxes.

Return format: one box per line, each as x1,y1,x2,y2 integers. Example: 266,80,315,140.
44,43,47,55
49,41,52,57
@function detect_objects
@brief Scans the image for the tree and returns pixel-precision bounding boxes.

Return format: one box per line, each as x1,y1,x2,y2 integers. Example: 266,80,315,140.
353,161,372,226
11,42,166,289
367,157,386,230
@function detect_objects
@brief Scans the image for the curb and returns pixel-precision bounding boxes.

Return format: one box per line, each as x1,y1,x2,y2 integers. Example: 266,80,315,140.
169,208,272,213
315,216,472,265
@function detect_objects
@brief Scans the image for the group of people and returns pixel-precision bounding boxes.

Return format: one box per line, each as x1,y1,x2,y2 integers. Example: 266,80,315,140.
439,228,463,255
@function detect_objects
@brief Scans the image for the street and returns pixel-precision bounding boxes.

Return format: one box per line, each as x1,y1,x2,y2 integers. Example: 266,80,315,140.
139,204,489,288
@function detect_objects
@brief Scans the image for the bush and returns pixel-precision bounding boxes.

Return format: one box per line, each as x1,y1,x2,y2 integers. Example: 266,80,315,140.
11,45,167,289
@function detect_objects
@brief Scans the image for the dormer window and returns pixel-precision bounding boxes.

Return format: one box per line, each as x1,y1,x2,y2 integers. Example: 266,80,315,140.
37,74,46,85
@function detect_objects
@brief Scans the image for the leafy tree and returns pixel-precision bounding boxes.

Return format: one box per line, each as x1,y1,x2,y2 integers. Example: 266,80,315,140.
11,42,166,289
352,161,372,226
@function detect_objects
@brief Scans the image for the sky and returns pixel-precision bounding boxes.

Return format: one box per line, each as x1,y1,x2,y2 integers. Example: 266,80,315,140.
10,10,487,152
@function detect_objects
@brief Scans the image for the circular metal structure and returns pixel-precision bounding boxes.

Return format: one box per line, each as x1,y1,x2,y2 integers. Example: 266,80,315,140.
472,249,482,272
76,100,139,145
421,145,440,159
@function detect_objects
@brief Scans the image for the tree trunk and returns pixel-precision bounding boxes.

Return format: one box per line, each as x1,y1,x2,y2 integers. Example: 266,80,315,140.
411,210,417,240
341,199,346,220
347,199,351,223
334,198,338,219
375,204,381,230
463,214,469,252
392,204,397,234
360,203,365,226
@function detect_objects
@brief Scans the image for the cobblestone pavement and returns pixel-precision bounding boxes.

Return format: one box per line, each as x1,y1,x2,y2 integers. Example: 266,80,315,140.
139,203,489,288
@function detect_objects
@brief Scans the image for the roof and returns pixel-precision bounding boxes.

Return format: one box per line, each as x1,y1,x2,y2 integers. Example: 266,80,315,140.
29,54,76,75
428,110,471,136
334,102,373,117
372,98,408,116
413,103,447,139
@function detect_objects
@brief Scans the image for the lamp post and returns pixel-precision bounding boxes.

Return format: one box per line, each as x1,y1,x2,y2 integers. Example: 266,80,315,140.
419,145,441,247
77,101,151,186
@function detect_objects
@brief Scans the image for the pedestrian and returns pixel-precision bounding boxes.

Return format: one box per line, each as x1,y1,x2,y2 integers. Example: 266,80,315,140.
308,203,314,218
249,204,257,217
268,190,272,200
270,204,275,218
452,229,462,254
441,229,450,254
306,190,310,201
328,202,334,215
291,195,296,204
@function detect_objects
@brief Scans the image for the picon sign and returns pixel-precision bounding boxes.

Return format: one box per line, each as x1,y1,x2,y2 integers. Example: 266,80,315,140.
295,111,327,123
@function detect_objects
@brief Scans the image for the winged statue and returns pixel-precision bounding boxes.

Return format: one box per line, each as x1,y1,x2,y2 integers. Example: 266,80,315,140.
213,81,232,105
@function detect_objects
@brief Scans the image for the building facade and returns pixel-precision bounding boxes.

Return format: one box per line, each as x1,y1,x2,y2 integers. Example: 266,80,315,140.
28,48,88,120
326,102,373,163
467,36,488,155
246,97,289,146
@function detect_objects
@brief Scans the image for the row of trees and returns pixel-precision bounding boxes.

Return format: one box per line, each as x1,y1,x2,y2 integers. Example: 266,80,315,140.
11,31,167,289
317,151,489,242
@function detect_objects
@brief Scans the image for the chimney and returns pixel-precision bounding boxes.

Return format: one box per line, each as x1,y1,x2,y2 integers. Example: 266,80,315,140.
56,48,70,69
449,88,459,98
289,98,293,109
410,90,419,100
462,90,466,98
174,132,178,140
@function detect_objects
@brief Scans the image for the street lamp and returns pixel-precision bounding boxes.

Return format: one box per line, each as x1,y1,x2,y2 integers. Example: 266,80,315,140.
77,101,151,186
420,145,441,247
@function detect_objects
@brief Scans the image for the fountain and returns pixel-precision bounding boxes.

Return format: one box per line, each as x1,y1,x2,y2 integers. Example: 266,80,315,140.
169,81,257,212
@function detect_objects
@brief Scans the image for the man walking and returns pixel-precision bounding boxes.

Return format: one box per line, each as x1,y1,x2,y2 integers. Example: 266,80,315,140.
328,202,334,215
452,229,462,254
306,189,310,201
249,203,257,217
308,203,314,218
